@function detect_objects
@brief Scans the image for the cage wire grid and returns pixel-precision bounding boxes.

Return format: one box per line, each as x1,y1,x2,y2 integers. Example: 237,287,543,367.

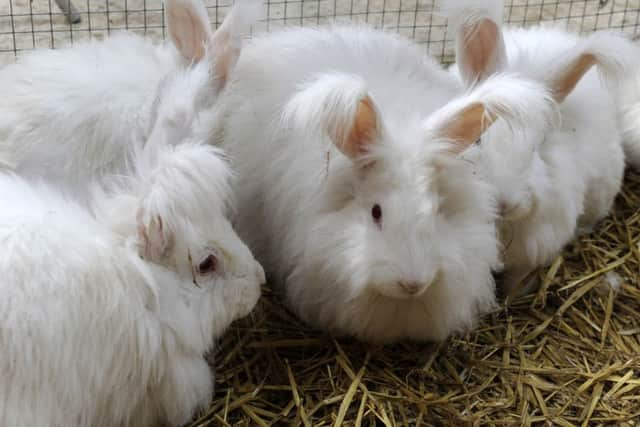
1,0,639,67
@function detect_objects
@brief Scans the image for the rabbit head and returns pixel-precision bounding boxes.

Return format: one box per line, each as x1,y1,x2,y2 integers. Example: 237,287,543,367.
131,139,264,334
279,71,553,342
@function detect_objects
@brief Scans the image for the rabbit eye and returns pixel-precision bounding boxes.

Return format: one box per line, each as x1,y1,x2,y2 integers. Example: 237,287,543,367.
371,204,382,225
198,254,218,275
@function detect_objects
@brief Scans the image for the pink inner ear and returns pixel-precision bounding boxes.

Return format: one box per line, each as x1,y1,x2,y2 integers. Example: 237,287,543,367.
137,222,149,257
337,97,378,160
137,215,173,262
441,103,497,154
168,4,209,62
551,54,596,102
210,30,239,89
461,18,500,83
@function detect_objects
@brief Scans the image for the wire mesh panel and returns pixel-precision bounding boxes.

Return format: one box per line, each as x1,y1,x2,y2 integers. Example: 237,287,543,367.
1,0,639,66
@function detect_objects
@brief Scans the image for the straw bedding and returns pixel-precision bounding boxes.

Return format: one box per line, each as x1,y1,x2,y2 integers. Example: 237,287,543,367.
189,170,640,426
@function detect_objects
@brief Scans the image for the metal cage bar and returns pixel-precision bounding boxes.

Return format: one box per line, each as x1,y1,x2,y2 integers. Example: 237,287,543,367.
1,0,639,66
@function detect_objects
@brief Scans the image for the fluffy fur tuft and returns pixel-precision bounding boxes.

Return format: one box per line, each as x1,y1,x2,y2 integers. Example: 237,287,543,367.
136,143,233,223
281,72,378,158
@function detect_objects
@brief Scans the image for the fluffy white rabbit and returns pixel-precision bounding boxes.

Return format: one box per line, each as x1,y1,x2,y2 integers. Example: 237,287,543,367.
443,0,639,295
0,121,264,426
218,25,555,343
0,0,260,200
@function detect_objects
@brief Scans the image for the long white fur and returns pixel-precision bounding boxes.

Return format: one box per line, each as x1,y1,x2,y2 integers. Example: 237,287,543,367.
0,140,264,427
0,0,259,201
281,72,373,149
219,25,555,343
443,0,636,293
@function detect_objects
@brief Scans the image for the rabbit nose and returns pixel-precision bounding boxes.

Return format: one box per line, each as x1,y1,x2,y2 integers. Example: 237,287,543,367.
398,281,424,295
254,263,266,286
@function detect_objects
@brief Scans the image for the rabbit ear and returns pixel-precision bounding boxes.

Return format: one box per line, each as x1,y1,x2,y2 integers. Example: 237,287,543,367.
165,0,261,88
435,103,495,152
208,0,262,88
548,54,595,102
282,72,380,162
426,74,555,154
334,96,378,160
441,0,507,87
545,32,640,103
165,0,214,63
137,213,174,263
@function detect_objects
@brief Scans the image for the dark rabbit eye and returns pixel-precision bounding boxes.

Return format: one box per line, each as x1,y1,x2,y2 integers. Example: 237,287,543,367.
198,254,218,274
371,204,382,224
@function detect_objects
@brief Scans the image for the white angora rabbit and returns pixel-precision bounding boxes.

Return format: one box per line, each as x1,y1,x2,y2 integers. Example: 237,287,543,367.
0,128,264,426
443,0,639,296
218,25,555,342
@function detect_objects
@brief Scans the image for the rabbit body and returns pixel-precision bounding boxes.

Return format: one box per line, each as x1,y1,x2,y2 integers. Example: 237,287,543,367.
476,27,625,289
0,34,184,189
0,0,258,201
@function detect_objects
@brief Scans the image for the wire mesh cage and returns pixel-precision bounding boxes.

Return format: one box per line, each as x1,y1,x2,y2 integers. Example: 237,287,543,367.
1,0,639,67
